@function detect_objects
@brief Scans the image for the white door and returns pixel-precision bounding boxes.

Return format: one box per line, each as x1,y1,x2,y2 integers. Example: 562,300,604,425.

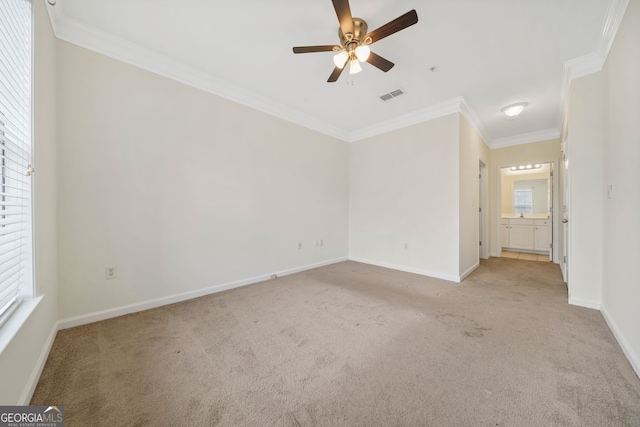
478,162,487,259
548,166,554,261
561,135,570,283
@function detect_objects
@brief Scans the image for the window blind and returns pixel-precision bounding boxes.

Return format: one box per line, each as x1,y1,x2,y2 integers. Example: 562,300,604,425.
514,189,533,215
0,0,33,327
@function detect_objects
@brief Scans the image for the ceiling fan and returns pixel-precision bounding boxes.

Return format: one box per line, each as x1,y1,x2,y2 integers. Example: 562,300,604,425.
293,0,418,82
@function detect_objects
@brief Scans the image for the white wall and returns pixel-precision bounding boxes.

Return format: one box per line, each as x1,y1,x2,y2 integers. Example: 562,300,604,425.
0,1,59,404
601,0,640,376
565,73,605,308
489,140,561,258
459,115,490,277
56,41,349,321
349,114,461,281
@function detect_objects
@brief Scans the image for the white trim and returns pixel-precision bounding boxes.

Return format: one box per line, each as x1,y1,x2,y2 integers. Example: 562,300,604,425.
459,99,492,146
459,262,479,282
568,297,601,310
0,297,42,356
348,97,464,142
58,257,348,330
18,322,58,405
556,0,630,129
44,0,63,26
601,304,640,379
489,252,500,258
44,0,630,148
560,258,567,283
349,257,461,283
565,52,605,81
52,17,350,142
599,0,631,59
494,159,560,266
490,129,561,149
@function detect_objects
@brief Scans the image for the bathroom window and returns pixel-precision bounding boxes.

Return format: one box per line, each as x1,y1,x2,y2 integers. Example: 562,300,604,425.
514,189,533,214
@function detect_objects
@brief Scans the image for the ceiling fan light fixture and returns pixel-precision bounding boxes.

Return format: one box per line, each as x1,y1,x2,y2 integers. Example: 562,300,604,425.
349,58,362,74
355,44,370,62
502,102,528,118
333,50,349,68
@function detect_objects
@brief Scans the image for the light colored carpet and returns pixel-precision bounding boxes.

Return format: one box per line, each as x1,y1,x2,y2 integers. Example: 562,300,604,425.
31,259,640,426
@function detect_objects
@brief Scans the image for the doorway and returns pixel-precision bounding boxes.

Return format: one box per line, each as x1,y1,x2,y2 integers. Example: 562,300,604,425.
479,161,488,260
499,162,554,261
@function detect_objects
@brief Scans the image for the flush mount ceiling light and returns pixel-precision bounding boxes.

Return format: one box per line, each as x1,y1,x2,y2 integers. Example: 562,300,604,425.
510,163,542,171
502,102,528,118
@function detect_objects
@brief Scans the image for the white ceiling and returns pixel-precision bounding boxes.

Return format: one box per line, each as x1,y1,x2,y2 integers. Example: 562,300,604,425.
46,0,623,146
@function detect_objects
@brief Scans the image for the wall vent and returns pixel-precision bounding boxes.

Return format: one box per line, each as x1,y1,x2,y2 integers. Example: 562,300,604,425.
379,89,404,101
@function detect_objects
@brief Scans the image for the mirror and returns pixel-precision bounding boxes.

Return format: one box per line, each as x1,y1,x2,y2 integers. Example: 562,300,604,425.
501,163,551,216
513,179,549,214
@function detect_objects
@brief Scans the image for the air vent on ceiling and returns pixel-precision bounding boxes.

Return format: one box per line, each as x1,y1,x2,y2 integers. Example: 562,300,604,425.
380,89,404,101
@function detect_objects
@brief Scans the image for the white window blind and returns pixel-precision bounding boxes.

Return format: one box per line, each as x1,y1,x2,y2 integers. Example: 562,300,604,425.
0,0,33,328
514,189,533,214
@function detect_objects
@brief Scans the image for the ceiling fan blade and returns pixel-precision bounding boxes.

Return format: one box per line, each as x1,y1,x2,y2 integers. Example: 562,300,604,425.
332,0,354,36
293,45,339,54
367,9,418,44
366,52,395,72
327,65,346,83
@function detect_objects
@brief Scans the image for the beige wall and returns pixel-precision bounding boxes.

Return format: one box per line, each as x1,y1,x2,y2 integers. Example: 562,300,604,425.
601,0,640,376
565,72,605,307
489,139,561,257
56,41,349,320
459,115,490,276
6,0,639,404
349,113,489,281
501,171,550,214
0,1,59,404
349,114,461,280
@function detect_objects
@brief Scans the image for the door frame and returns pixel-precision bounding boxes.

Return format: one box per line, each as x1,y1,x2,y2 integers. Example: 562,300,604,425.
495,159,560,263
479,161,489,259
560,129,570,284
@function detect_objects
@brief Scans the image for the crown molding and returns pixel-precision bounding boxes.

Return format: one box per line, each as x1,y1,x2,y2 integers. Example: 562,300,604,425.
491,128,561,149
45,0,628,148
44,3,488,145
49,14,350,142
599,0,630,57
348,96,495,144
348,97,464,142
44,0,64,26
459,98,492,147
557,0,630,129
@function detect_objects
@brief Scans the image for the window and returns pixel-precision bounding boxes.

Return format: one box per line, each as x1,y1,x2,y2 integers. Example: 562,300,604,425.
514,189,533,214
0,0,33,329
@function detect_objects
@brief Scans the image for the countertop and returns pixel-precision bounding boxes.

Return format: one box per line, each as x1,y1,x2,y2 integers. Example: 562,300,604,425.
502,214,550,219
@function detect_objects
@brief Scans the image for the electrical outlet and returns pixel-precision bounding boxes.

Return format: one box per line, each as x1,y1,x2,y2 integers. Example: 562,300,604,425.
320,239,324,246
105,266,117,280
298,242,302,250
404,243,409,250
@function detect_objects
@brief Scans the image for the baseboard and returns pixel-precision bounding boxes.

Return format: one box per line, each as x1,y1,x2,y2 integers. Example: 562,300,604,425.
18,322,59,405
59,257,348,330
349,257,460,283
489,252,500,258
568,297,601,310
601,304,640,380
459,262,479,281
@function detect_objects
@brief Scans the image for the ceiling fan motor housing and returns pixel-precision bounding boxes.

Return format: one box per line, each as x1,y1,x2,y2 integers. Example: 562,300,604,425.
339,18,368,47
